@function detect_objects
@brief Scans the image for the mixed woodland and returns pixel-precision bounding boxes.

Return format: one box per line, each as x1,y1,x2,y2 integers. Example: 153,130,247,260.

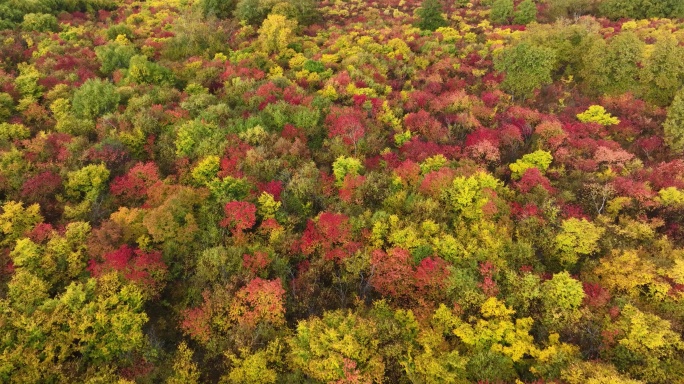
2,0,684,382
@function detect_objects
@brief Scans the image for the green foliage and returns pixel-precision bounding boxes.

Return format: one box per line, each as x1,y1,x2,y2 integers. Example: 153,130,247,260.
490,0,514,25
175,119,224,159
105,23,134,40
95,41,137,75
541,272,584,330
0,277,147,381
664,87,684,153
417,0,447,31
642,35,684,107
127,55,174,85
0,92,13,122
197,0,238,19
509,150,553,179
235,0,319,26
494,41,556,100
443,171,502,220
71,79,120,120
581,31,643,96
545,0,592,19
0,123,29,145
65,163,110,202
21,12,57,32
513,0,537,25
598,0,684,20
576,105,620,126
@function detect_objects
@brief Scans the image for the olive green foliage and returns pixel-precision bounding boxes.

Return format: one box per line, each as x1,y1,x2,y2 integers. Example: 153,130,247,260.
490,0,514,25
545,0,593,19
581,31,643,96
642,35,684,106
235,0,319,26
599,0,684,20
494,41,556,99
197,0,238,19
95,41,137,75
127,55,175,85
513,0,537,25
664,88,684,153
21,12,57,32
416,0,448,31
71,79,120,120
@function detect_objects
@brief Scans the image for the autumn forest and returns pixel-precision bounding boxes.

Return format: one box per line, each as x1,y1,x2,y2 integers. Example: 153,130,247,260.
1,0,684,382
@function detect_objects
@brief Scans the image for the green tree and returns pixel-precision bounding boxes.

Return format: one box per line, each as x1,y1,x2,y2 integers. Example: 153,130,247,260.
540,272,584,331
416,0,447,31
490,0,514,25
95,41,137,75
581,31,643,96
514,0,536,24
494,41,556,100
664,88,684,153
642,35,684,106
71,79,120,120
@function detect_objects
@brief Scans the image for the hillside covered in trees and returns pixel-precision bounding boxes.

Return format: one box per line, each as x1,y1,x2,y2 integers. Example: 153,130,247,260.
2,0,684,382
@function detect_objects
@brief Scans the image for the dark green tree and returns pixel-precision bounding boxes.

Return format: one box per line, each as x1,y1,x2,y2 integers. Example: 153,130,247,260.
416,0,447,31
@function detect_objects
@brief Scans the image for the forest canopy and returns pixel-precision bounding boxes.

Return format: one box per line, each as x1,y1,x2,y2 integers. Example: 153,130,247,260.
1,0,684,383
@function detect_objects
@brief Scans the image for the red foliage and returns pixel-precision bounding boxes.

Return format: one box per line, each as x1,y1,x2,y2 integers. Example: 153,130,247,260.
326,106,366,147
419,167,456,198
393,160,422,187
514,168,554,194
110,162,160,204
339,174,365,203
582,282,611,308
221,201,257,238
231,278,286,329
243,251,271,275
370,248,414,300
414,257,450,300
404,110,448,142
88,245,167,296
478,261,499,297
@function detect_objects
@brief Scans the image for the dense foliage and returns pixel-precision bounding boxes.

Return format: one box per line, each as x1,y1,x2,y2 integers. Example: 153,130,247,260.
1,0,684,382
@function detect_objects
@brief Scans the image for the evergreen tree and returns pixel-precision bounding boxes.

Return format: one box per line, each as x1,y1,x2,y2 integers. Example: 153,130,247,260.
490,0,514,25
514,0,537,25
417,0,447,31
